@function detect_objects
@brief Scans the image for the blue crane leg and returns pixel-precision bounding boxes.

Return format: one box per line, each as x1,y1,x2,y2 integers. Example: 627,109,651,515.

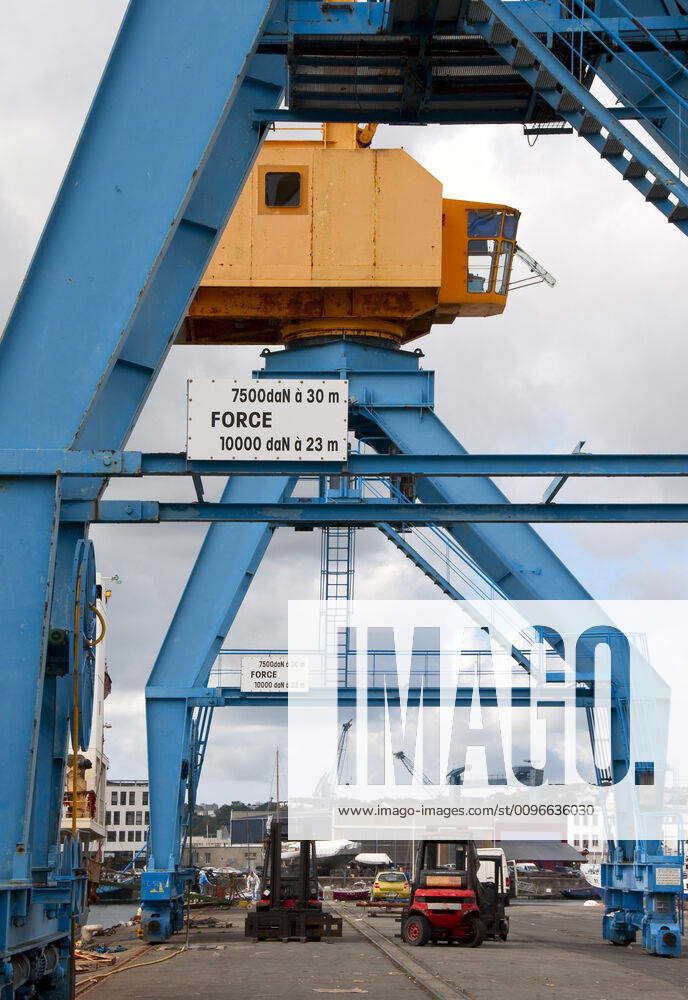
142,474,294,940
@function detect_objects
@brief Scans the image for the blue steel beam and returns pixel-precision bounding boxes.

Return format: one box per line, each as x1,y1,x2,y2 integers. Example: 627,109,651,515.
265,0,386,35
145,686,577,709
61,499,688,524
253,104,682,125
8,449,688,477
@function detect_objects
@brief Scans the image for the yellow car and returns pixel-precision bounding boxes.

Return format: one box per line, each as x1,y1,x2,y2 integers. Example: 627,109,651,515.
371,870,411,902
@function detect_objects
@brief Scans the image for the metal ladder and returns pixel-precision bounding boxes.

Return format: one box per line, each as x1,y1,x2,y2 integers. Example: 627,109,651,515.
320,527,356,685
465,0,688,235
180,705,214,854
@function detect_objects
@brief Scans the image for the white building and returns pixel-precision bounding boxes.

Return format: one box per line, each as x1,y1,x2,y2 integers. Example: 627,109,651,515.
568,808,608,862
104,779,149,865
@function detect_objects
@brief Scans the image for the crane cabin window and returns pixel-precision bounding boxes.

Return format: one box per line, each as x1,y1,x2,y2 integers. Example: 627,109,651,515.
468,209,501,238
265,171,301,207
467,239,497,293
494,241,514,294
466,209,520,293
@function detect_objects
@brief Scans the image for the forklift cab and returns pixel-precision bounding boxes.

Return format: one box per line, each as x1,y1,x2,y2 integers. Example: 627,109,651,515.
402,840,484,947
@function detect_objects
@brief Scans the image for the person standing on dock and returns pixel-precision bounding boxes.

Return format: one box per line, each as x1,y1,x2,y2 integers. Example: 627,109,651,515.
199,868,214,896
246,870,260,901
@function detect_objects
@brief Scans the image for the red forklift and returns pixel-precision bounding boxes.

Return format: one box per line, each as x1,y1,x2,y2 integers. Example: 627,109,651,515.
245,820,342,942
401,840,509,947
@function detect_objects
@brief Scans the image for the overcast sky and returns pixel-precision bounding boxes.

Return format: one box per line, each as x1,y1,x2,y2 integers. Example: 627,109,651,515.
3,2,688,805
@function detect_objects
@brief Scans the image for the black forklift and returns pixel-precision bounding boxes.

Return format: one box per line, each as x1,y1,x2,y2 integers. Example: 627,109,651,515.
245,820,343,942
400,840,509,947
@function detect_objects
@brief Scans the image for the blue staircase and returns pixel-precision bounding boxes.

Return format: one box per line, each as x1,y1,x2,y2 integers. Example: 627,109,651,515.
464,0,688,234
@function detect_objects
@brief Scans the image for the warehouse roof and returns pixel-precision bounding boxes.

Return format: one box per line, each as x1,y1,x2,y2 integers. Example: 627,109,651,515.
494,841,584,863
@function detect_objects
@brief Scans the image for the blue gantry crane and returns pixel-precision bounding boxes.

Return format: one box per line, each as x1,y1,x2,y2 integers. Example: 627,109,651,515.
2,1,688,995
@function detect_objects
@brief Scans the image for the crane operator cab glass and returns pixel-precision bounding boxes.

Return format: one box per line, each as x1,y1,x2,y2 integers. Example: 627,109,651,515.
467,210,519,295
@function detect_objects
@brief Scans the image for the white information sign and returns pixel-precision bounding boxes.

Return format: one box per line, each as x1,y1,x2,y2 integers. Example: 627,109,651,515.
240,655,309,694
186,378,348,461
655,868,681,886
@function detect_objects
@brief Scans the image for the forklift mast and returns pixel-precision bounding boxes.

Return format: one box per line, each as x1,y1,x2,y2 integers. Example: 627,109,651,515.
261,821,318,906
413,840,480,892
246,821,342,942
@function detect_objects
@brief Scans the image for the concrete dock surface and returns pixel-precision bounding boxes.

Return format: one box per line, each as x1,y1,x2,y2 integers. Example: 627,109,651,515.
79,902,688,1000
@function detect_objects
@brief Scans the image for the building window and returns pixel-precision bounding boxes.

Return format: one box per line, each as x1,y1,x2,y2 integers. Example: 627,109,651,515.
111,791,118,805
135,831,142,842
118,831,125,842
120,792,126,805
205,853,211,864
125,811,135,825
107,831,116,842
106,811,111,826
129,791,135,805
142,792,148,806
135,811,142,825
113,811,120,825
265,171,301,208
144,811,149,825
